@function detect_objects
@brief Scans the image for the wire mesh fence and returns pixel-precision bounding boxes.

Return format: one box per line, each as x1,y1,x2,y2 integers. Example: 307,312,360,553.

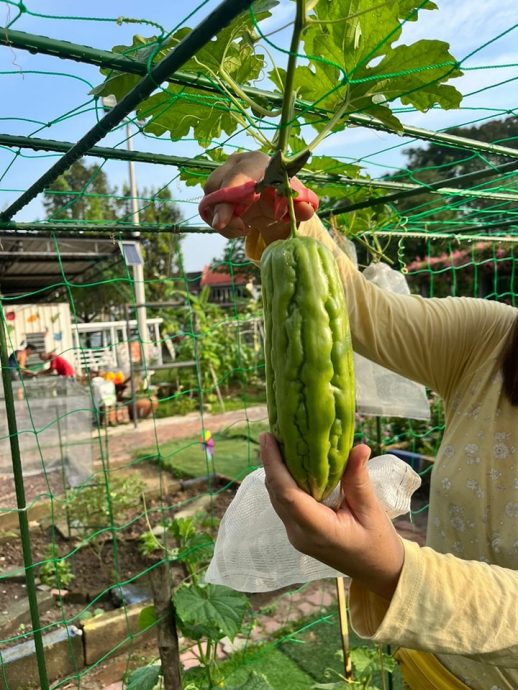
0,1,516,688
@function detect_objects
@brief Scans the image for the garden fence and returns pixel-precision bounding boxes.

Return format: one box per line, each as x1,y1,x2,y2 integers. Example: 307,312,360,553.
0,1,516,689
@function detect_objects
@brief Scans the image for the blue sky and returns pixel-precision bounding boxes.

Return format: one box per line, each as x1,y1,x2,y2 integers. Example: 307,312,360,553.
1,0,516,270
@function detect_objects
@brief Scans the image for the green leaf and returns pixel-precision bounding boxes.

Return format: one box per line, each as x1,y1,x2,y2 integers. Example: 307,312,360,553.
177,532,214,566
306,155,361,179
288,1,462,134
227,671,275,689
91,34,165,98
92,3,279,146
370,40,462,112
91,0,462,150
350,646,377,674
138,605,157,632
126,664,161,690
174,583,250,642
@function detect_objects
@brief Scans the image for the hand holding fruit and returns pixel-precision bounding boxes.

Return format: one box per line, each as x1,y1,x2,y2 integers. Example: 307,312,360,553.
260,432,405,601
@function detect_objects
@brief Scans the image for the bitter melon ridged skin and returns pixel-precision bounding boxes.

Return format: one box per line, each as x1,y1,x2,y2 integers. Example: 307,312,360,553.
261,236,355,502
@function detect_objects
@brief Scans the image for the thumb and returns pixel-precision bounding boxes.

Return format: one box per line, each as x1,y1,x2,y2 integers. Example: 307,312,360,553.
339,444,380,519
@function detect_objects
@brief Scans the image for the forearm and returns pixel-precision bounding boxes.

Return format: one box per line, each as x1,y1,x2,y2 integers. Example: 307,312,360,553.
349,539,518,667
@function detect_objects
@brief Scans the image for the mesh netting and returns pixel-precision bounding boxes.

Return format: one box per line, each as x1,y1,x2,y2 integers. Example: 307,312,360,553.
0,1,516,688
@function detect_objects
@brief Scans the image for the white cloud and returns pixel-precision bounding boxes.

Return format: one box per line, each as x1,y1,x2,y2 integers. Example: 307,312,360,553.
401,0,517,58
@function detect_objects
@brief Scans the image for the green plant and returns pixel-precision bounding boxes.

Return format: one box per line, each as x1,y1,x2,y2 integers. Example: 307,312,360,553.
138,580,252,689
65,474,145,532
155,394,199,418
125,663,162,690
313,647,396,690
174,582,251,689
94,1,462,219
138,513,215,580
79,607,105,621
39,543,75,589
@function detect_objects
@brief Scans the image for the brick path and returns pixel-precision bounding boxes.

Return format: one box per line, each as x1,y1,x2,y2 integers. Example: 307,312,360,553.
94,405,268,466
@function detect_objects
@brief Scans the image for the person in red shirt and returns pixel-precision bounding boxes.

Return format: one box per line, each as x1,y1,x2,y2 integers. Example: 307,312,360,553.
38,352,75,378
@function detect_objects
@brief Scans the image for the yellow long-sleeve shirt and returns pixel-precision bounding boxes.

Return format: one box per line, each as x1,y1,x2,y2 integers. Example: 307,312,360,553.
246,219,518,690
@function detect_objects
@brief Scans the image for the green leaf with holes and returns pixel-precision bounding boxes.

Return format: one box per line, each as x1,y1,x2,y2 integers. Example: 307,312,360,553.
174,582,249,642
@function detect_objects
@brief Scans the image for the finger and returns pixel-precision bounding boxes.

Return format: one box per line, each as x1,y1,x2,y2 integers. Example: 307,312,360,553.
260,432,330,524
339,444,381,519
211,202,240,231
259,432,296,489
294,201,316,223
204,157,267,194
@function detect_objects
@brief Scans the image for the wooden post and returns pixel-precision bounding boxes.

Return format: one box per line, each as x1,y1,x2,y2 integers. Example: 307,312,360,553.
335,576,353,682
149,563,183,690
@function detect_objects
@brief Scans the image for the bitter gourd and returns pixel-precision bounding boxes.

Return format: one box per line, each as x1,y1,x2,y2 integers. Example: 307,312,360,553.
261,235,355,502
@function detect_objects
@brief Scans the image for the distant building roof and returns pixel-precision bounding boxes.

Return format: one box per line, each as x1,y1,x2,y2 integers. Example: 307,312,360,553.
200,265,248,287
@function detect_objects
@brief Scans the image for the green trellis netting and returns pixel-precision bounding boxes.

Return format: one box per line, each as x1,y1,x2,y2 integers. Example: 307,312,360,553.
0,1,516,688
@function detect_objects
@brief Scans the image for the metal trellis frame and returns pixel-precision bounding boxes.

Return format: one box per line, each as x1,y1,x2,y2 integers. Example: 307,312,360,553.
0,0,256,223
2,27,518,160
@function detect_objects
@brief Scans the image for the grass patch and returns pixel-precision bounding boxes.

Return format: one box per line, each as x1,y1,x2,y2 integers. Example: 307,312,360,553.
137,421,269,481
279,605,405,689
183,647,314,690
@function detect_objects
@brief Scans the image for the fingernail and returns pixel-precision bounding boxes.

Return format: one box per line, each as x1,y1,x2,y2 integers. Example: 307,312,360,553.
212,211,221,228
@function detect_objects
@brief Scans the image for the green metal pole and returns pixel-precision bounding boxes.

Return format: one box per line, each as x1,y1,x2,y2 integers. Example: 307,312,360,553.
0,133,219,170
319,158,518,217
2,28,518,160
0,314,50,690
2,131,517,203
0,221,213,234
0,219,516,240
0,0,255,222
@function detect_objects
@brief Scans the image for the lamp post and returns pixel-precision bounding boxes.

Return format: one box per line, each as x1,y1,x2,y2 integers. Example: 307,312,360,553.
125,122,149,377
102,96,148,377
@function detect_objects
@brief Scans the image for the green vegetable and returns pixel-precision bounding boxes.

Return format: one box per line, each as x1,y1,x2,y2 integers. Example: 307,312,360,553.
261,235,355,501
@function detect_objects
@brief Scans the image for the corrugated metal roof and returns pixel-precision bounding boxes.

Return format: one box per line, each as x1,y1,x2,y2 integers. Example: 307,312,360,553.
0,234,122,299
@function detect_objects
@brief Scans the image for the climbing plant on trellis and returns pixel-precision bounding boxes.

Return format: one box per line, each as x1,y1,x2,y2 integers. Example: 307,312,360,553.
0,1,516,689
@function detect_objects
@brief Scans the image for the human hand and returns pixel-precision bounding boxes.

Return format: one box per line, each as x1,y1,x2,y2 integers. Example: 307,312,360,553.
260,432,405,600
202,151,315,242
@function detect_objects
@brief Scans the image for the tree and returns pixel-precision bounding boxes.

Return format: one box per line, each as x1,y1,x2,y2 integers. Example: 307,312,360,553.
43,161,184,321
43,161,118,221
117,184,185,304
390,116,518,227
388,116,518,298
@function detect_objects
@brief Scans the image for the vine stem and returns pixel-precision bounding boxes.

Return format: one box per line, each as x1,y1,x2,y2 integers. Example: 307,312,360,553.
277,0,306,155
275,0,306,236
285,167,298,239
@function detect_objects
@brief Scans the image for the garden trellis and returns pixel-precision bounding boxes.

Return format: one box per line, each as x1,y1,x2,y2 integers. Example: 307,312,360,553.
0,1,516,689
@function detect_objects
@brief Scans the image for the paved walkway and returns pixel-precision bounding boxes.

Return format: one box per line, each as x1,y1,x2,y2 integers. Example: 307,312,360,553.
94,405,268,465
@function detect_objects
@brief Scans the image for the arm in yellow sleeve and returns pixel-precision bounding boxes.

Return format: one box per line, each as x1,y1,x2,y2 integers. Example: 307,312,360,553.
246,219,516,398
349,539,518,666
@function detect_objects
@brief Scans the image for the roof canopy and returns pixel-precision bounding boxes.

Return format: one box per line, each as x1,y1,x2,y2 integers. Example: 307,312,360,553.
0,233,123,300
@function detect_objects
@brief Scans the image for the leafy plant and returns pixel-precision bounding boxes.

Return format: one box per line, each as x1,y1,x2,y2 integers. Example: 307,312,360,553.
79,607,105,621
125,663,162,690
39,543,75,589
138,579,252,688
138,512,216,580
65,474,145,532
93,0,462,210
313,647,396,690
174,582,251,688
